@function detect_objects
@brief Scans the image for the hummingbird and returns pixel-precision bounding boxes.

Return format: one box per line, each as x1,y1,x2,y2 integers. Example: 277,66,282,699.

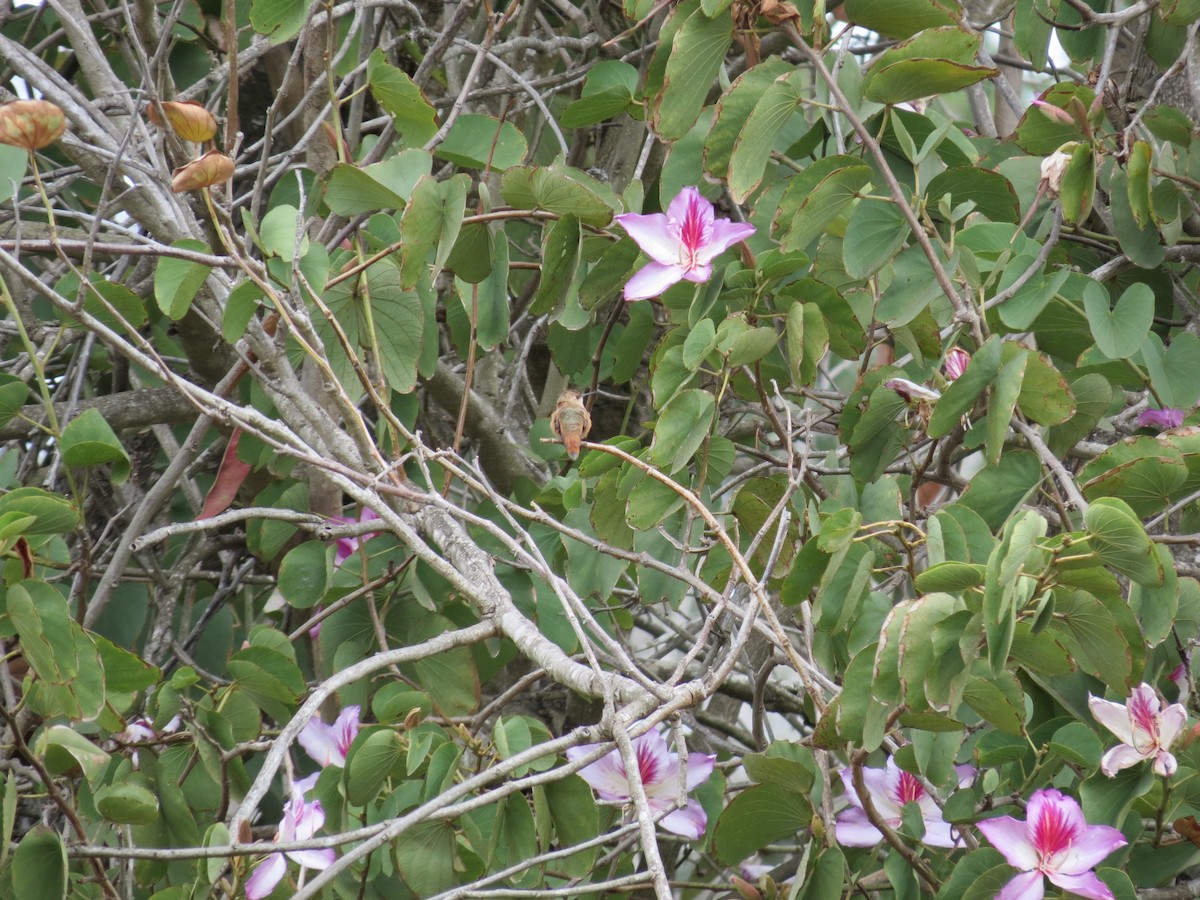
550,389,592,460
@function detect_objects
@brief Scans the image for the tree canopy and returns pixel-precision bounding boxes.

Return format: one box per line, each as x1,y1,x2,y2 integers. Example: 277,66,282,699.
1,0,1200,896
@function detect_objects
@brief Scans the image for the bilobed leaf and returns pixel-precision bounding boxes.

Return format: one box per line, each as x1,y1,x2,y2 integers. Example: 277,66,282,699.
96,782,160,825
653,6,734,141
957,451,1043,530
713,784,811,864
1083,280,1154,360
324,161,412,216
1013,84,1095,154
12,826,67,900
1109,169,1166,268
277,541,329,609
154,239,211,319
542,776,599,876
347,729,403,805
1059,142,1096,225
499,166,616,226
445,221,496,283
414,645,479,715
929,336,1002,437
395,821,457,895
843,198,907,278
925,167,1020,224
1083,496,1163,585
728,69,805,201
435,114,527,170
457,230,509,349
985,351,1026,465
1015,349,1075,426
1127,141,1153,226
367,49,437,145
560,61,638,127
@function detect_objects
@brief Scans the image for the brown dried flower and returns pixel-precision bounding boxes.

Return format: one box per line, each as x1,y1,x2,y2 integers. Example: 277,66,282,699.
148,100,217,143
170,149,235,192
0,99,67,151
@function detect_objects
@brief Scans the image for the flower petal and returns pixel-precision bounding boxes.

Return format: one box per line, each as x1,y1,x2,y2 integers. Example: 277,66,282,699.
1158,703,1188,749
567,745,632,801
615,212,680,266
977,815,1039,870
859,761,903,819
1088,695,1137,744
1099,744,1147,777
624,262,687,300
1047,870,1117,900
298,720,341,768
292,800,326,841
1154,750,1178,777
287,848,337,871
921,819,962,848
692,219,756,266
684,751,716,791
834,807,885,846
245,852,287,899
996,870,1044,900
1054,821,1126,874
659,799,708,840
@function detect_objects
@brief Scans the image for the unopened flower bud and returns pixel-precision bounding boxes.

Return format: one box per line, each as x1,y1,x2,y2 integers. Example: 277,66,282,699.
148,100,216,143
0,99,66,151
170,149,234,192
1039,146,1073,198
943,348,970,381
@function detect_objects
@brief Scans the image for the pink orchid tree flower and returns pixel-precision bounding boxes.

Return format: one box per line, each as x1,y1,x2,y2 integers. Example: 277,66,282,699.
977,788,1126,900
245,775,336,899
943,348,970,382
565,729,716,840
1137,407,1184,430
331,507,381,567
835,760,973,848
615,187,755,301
298,705,360,768
1171,660,1190,706
1088,683,1187,777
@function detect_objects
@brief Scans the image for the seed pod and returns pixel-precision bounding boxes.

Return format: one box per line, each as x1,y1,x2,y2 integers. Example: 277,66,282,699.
147,100,217,143
0,99,66,151
170,149,235,192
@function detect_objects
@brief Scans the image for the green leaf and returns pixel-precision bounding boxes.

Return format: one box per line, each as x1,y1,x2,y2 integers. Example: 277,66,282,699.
1015,349,1075,426
743,744,817,794
653,6,734,141
93,635,159,693
1084,280,1154,360
347,729,404,805
249,0,307,41
864,58,998,104
1060,142,1096,225
560,61,638,127
914,561,986,593
962,669,1026,735
533,214,581,316
1109,169,1166,268
400,175,468,289
728,69,805,201
929,336,1002,437
985,351,1026,465
925,167,1020,224
413,645,479,716
435,115,527,170
12,826,67,900
395,821,457,895
1127,141,1154,226
957,451,1043,530
843,0,959,37
1083,497,1164,586
705,58,793,180
0,487,80,534
457,231,509,350
153,239,211,319
59,408,129,483
259,203,308,261
650,389,715,473
1014,84,1095,155
843,199,907,278
777,157,873,252
499,166,617,227
542,776,599,876
35,724,109,783
445,221,496,283
367,49,438,145
0,771,15,870
713,784,811,864
96,781,161,825
277,541,330,609
324,162,412,216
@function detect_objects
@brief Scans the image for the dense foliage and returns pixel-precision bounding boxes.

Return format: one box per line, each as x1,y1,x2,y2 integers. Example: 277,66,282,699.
0,0,1199,896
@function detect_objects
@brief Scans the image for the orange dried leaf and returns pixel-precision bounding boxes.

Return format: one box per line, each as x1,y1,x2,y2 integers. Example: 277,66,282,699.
148,100,217,143
171,149,235,192
0,99,66,151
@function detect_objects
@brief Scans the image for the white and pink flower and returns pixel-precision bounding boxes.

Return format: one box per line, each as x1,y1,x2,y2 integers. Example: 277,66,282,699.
1088,683,1187,777
615,187,755,301
298,705,360,769
977,788,1126,900
566,729,715,840
245,775,336,899
834,760,971,848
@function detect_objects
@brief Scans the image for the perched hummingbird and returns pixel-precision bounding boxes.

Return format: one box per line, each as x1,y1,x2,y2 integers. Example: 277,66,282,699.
550,389,592,460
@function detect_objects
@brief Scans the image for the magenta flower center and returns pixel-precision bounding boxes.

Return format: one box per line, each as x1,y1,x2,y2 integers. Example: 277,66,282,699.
1127,691,1158,745
634,739,663,786
893,770,926,806
674,194,710,270
1032,801,1078,869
